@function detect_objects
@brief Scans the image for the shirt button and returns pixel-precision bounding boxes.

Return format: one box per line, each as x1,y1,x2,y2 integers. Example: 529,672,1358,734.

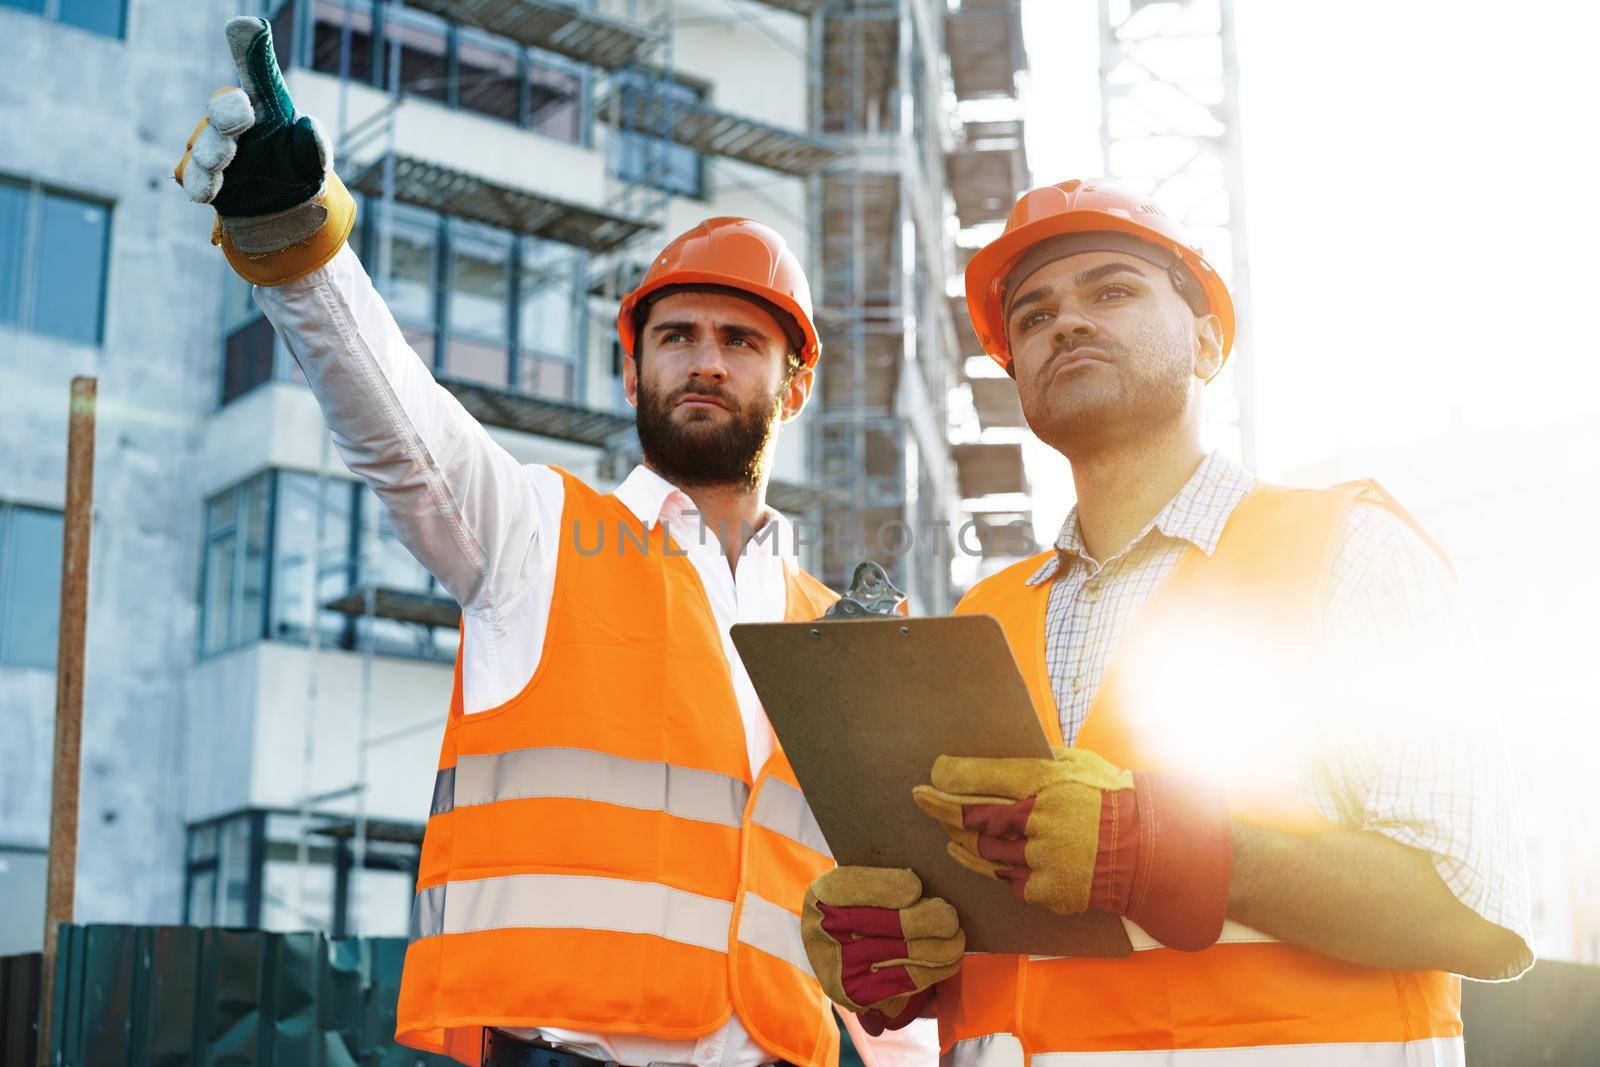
1069,676,1083,693
1085,585,1102,603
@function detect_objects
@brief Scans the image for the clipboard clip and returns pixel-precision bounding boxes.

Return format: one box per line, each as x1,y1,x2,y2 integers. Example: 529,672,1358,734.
822,561,909,619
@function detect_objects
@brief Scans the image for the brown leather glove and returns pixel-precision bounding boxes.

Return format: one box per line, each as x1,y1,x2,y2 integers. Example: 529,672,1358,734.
913,747,1232,951
801,867,963,1034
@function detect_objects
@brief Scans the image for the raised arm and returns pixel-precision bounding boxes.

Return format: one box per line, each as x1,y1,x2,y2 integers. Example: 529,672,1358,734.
178,16,545,611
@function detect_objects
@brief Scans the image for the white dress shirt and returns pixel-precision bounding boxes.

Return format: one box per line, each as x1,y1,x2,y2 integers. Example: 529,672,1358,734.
254,245,932,1066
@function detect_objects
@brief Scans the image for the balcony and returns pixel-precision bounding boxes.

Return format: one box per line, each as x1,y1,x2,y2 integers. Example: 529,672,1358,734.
348,155,654,255
947,119,1029,229
597,89,846,177
946,0,1027,102
401,0,652,69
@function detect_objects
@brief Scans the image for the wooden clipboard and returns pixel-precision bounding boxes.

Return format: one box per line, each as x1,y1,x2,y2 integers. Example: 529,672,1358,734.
731,614,1132,957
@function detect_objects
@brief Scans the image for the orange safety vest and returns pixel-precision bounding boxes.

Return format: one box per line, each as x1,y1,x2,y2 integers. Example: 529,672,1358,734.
942,482,1464,1067
397,469,842,1066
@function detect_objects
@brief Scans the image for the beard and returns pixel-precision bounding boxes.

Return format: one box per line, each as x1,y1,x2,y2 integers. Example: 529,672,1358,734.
635,377,785,492
1018,322,1194,457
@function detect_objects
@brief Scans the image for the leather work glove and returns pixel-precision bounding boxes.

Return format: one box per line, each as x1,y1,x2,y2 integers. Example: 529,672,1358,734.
912,748,1232,951
801,867,964,1035
174,17,355,285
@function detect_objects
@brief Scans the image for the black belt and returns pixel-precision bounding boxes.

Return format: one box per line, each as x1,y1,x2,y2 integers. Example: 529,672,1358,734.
481,1030,796,1067
483,1031,620,1067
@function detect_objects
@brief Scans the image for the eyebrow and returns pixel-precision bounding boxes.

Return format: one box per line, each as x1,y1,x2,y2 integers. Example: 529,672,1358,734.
1073,261,1147,287
1009,261,1150,320
650,320,699,335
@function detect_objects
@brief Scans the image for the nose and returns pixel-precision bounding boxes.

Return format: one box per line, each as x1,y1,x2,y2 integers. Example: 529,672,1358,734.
685,337,729,382
1052,307,1097,348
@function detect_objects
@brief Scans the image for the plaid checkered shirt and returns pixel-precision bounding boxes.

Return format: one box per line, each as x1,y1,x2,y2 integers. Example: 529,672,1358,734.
1027,451,1533,977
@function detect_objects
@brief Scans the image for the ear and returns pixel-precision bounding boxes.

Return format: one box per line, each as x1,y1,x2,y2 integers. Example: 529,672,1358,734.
779,364,814,422
1192,314,1225,382
622,348,640,409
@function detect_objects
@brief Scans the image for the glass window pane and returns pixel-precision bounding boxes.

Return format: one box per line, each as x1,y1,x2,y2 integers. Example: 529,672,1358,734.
222,315,277,406
375,208,438,328
202,532,235,656
207,490,236,532
234,476,271,648
440,335,509,389
188,823,218,864
261,858,335,932
311,0,374,83
448,227,511,344
0,0,47,15
271,473,352,644
0,507,64,669
33,191,108,344
458,32,520,123
400,327,436,368
218,816,255,927
516,353,575,403
519,238,580,359
386,10,448,102
0,180,26,328
186,868,216,925
57,0,124,38
348,866,413,937
527,58,582,142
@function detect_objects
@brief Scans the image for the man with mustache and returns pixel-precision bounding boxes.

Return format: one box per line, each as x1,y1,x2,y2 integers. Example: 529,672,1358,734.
801,180,1533,1065
176,17,931,1067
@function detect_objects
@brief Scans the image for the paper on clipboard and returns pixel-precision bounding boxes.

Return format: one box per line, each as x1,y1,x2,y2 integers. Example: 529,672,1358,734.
731,614,1132,958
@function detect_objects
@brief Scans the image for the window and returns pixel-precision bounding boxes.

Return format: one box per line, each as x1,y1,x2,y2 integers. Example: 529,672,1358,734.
526,50,584,143
370,200,441,366
443,220,513,388
269,471,351,645
0,0,124,38
0,176,110,345
186,809,420,936
200,474,272,657
456,29,520,123
518,237,582,401
613,74,705,199
200,471,458,662
0,503,64,669
383,7,449,102
308,0,376,84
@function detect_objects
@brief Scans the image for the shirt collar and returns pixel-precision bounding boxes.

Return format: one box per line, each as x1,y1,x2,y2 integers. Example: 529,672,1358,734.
612,464,799,565
1025,451,1255,587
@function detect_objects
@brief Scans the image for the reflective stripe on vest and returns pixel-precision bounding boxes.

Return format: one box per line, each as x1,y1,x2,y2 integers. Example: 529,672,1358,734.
409,872,734,951
749,776,832,857
942,1034,1466,1067
736,891,813,975
434,746,750,828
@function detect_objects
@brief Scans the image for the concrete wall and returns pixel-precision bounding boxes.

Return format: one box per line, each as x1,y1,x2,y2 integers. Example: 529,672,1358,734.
0,1,251,932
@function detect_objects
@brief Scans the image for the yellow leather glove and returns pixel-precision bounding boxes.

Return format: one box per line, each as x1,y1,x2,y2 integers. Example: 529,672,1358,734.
801,867,964,1035
913,748,1232,951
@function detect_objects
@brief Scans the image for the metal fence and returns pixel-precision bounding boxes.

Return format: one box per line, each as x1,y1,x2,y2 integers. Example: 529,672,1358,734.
3,925,1596,1066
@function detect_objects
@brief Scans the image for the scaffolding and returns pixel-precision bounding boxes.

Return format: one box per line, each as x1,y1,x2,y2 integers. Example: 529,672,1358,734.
808,0,1032,607
1097,0,1255,464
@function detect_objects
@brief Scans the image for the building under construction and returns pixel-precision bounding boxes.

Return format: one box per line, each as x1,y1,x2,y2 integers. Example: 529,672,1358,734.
0,0,1029,952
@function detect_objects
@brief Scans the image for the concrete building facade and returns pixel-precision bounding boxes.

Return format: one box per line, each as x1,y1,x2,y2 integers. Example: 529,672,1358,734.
0,0,1028,952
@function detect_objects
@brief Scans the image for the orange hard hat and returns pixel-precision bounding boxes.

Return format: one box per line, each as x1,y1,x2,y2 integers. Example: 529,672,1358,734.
964,179,1236,373
617,216,821,367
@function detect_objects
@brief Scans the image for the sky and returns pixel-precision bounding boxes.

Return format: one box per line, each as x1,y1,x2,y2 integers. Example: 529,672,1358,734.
1016,0,1600,488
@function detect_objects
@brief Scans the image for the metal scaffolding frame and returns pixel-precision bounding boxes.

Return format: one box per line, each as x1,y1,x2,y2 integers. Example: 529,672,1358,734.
808,0,1030,610
1097,0,1255,464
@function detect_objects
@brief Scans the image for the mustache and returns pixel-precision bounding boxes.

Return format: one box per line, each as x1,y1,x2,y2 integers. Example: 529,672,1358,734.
1047,337,1119,368
667,382,736,408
